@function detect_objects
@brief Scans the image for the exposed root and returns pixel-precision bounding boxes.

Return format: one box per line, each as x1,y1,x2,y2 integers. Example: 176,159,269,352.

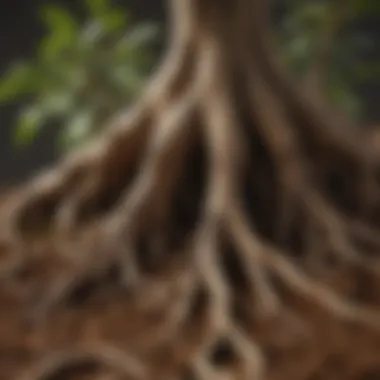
1,0,380,379
16,345,145,380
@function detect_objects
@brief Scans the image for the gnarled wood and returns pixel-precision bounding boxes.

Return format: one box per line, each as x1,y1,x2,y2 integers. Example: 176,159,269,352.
0,0,379,379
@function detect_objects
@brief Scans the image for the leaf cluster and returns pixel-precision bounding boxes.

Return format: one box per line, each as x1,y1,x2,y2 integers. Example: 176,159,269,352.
0,0,159,150
279,0,379,120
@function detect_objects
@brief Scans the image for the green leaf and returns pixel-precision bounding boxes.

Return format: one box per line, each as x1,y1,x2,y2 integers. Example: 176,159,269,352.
40,5,78,34
39,5,78,60
110,65,145,96
102,10,128,32
282,33,315,73
284,2,327,35
85,0,111,17
124,24,159,49
113,23,158,70
80,20,106,45
13,93,75,148
59,108,94,149
14,105,47,146
85,0,128,33
0,64,41,102
43,92,76,116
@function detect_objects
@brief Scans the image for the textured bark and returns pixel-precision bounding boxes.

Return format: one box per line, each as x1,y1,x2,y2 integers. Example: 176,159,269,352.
1,0,380,379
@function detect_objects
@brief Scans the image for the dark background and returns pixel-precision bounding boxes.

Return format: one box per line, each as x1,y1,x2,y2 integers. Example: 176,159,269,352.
0,0,378,186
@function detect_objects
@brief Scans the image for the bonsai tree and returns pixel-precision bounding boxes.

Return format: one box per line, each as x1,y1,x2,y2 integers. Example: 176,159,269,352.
1,0,380,379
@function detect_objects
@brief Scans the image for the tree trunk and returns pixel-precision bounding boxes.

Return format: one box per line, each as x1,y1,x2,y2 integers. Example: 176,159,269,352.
1,0,380,379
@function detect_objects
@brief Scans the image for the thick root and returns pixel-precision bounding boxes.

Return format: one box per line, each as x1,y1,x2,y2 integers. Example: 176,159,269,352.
1,0,380,379
16,346,145,380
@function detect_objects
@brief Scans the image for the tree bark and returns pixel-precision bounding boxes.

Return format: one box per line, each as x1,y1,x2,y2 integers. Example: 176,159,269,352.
1,0,380,379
